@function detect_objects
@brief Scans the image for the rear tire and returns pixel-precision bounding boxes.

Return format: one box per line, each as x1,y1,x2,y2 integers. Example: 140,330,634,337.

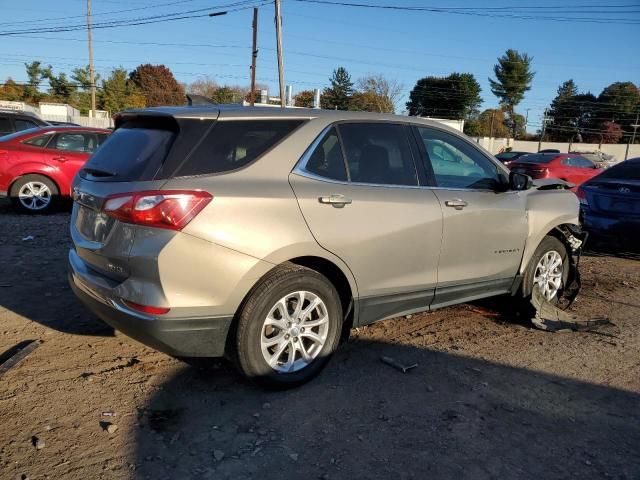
234,264,342,389
10,174,59,214
522,235,569,304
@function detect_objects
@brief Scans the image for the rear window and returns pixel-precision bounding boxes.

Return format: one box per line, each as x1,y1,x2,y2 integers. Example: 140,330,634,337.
496,152,521,160
81,126,174,181
516,153,555,164
174,120,304,177
596,160,640,181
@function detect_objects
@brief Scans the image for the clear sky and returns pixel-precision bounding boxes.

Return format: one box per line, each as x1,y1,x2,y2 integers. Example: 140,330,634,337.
1,0,639,132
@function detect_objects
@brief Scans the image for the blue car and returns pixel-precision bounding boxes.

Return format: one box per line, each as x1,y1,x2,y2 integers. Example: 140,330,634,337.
578,157,640,252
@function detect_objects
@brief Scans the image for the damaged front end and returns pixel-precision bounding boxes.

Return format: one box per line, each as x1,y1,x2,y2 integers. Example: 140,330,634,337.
554,224,588,310
530,225,612,332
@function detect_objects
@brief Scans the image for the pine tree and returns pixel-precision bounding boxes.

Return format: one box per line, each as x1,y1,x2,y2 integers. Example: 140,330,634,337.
489,49,535,138
321,67,353,110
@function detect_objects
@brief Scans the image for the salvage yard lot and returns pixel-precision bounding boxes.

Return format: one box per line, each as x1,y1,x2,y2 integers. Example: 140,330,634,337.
1,204,639,480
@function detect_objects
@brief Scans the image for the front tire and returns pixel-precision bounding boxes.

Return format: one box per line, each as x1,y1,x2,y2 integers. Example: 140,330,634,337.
522,235,569,303
234,264,343,388
10,175,58,214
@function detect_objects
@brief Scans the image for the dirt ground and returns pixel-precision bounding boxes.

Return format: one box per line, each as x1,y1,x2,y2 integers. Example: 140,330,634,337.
0,202,639,480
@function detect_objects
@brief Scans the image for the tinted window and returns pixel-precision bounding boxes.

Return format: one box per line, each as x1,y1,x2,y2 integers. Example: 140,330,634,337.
82,126,174,181
23,134,52,147
338,123,418,186
176,120,304,177
14,119,38,131
0,117,11,134
305,127,347,181
516,153,556,163
496,152,520,160
417,127,500,189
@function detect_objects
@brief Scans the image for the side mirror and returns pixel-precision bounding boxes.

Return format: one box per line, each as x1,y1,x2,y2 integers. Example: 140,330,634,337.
509,171,533,191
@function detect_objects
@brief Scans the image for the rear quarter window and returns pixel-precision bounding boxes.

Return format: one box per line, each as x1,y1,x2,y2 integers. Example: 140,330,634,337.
175,120,304,177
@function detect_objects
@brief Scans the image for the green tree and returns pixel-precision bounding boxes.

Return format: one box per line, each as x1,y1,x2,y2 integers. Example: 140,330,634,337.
22,61,46,103
294,89,316,108
71,66,101,114
321,67,353,110
547,80,598,142
43,69,77,102
406,73,482,119
101,68,146,114
129,64,185,106
596,82,640,139
489,49,535,138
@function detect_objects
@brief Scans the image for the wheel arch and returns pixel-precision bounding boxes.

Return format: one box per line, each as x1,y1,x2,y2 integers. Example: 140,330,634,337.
9,172,61,197
520,222,583,275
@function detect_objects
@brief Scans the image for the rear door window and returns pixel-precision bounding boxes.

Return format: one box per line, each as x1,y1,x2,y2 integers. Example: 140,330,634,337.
51,132,90,152
175,120,304,177
14,119,39,131
0,117,11,135
338,123,418,186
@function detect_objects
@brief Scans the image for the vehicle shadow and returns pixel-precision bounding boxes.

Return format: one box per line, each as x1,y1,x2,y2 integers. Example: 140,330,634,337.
132,339,640,480
0,203,113,337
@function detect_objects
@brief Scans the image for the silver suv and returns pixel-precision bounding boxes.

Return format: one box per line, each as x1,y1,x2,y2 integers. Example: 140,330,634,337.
69,106,582,387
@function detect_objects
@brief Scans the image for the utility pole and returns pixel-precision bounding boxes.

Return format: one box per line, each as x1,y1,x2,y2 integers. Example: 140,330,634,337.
627,111,640,160
250,7,258,106
524,108,530,134
86,0,96,117
274,0,285,108
489,110,495,153
538,109,548,152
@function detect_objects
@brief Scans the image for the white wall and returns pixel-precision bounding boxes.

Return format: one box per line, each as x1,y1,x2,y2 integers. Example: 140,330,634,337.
470,137,640,160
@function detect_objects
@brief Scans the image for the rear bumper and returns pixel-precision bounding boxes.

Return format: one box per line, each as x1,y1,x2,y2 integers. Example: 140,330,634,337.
68,263,234,358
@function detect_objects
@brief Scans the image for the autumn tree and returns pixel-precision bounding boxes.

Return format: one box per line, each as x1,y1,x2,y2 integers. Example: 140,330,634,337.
598,121,624,144
101,68,146,114
294,89,316,108
321,67,353,110
129,64,185,106
469,108,510,137
188,77,219,99
0,78,25,101
489,49,535,138
351,74,402,113
406,73,481,119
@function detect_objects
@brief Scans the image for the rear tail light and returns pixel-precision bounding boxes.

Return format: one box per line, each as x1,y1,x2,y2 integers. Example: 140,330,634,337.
576,187,588,206
103,190,212,231
122,300,170,315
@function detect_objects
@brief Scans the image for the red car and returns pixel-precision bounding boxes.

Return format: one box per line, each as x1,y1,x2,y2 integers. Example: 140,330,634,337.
508,152,602,189
0,126,110,213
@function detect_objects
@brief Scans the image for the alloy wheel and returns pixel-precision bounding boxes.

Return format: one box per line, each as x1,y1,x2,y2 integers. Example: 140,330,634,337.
533,250,563,301
18,181,52,211
260,291,329,373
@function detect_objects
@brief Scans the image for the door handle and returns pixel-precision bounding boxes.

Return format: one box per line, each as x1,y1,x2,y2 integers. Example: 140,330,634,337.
53,156,67,163
318,194,352,208
445,199,468,210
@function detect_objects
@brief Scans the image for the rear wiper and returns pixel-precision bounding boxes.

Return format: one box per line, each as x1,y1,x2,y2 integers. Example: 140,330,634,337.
83,167,116,177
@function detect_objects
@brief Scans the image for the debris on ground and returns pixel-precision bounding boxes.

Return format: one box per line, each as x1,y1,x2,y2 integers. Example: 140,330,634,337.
213,450,225,461
101,411,116,417
0,340,41,378
31,436,45,450
21,236,34,241
381,356,418,373
531,289,611,332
